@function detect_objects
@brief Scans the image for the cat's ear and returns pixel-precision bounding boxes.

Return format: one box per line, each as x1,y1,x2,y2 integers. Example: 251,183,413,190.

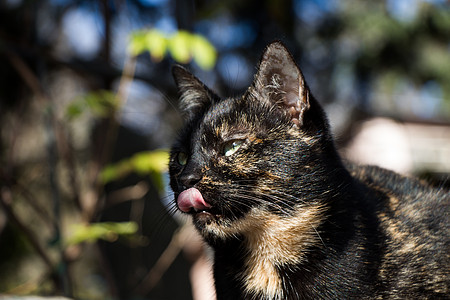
172,65,218,119
251,41,310,127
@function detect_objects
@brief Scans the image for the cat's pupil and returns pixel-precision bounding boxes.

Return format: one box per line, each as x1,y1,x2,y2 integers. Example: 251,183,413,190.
223,140,243,157
177,152,188,166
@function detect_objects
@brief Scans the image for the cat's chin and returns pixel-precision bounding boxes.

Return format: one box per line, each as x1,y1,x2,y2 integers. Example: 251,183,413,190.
193,210,216,226
191,210,247,243
189,209,229,239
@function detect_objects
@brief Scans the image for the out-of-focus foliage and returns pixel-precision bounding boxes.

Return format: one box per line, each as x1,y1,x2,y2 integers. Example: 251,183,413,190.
341,2,450,106
129,29,217,70
66,90,118,120
66,222,138,245
100,150,169,191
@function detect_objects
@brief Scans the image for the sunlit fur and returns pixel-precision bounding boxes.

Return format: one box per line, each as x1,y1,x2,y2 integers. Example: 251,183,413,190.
169,42,449,299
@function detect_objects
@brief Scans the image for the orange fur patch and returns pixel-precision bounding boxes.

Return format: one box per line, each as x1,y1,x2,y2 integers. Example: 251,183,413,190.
205,204,325,298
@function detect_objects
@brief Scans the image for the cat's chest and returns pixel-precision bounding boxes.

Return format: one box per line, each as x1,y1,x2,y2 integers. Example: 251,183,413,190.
222,206,325,298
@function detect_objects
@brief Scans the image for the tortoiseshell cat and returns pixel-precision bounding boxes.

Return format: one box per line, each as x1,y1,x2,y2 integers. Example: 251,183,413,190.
169,41,449,299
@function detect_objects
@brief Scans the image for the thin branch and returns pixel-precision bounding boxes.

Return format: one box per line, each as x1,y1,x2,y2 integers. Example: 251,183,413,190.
14,181,56,227
44,107,73,297
0,187,55,277
133,223,195,295
59,129,83,212
88,55,137,222
5,49,47,102
5,45,74,296
106,181,149,208
6,269,52,295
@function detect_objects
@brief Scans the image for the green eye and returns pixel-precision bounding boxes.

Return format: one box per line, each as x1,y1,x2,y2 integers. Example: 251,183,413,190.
177,152,188,166
223,140,244,157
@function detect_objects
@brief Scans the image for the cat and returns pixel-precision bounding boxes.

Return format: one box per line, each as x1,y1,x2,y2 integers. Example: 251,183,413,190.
168,41,449,299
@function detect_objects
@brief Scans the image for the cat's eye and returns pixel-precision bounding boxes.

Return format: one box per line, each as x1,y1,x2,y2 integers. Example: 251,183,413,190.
223,140,244,157
177,152,188,166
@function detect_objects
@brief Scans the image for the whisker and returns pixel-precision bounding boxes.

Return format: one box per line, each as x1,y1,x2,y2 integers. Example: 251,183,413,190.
214,185,327,247
233,191,294,215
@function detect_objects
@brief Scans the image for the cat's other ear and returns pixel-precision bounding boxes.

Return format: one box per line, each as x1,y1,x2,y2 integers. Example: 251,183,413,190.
251,41,310,127
172,65,218,119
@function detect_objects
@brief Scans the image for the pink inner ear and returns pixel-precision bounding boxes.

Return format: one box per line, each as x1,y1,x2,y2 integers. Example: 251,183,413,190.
286,92,300,116
252,42,311,126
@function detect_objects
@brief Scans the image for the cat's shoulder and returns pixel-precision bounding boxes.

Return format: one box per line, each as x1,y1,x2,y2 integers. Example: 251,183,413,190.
344,164,449,296
346,163,448,231
346,163,447,201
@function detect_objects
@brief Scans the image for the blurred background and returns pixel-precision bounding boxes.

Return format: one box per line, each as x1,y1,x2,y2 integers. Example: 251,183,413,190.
0,0,449,299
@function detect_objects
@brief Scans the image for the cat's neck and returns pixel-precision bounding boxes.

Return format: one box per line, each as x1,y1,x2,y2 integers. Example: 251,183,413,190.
212,167,360,299
212,202,328,299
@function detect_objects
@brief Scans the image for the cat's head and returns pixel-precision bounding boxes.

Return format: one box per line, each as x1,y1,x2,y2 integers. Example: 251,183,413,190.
169,41,336,243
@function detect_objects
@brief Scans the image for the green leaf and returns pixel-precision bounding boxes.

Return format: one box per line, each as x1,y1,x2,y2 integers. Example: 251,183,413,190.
144,29,168,61
66,222,138,245
129,29,217,70
100,150,169,186
66,90,118,121
84,90,118,117
168,30,192,64
130,150,169,174
66,101,85,120
100,160,132,184
129,29,168,61
191,34,217,70
131,150,169,191
128,30,148,56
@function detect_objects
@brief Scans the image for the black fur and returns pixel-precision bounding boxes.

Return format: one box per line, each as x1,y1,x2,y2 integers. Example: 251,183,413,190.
169,41,449,299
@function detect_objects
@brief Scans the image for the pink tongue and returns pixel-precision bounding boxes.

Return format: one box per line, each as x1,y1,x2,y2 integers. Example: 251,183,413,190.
177,188,211,213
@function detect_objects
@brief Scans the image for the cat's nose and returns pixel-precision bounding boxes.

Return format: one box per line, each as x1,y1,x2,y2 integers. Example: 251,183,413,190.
180,172,203,189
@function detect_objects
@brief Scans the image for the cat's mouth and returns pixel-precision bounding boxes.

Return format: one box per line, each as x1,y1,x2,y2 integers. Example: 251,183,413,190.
176,188,219,223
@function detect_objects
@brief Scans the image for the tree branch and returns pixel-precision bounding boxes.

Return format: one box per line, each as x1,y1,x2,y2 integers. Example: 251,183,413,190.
0,187,55,279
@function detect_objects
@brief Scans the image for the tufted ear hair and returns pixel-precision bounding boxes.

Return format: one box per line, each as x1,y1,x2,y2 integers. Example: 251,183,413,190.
172,65,219,120
250,41,311,127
